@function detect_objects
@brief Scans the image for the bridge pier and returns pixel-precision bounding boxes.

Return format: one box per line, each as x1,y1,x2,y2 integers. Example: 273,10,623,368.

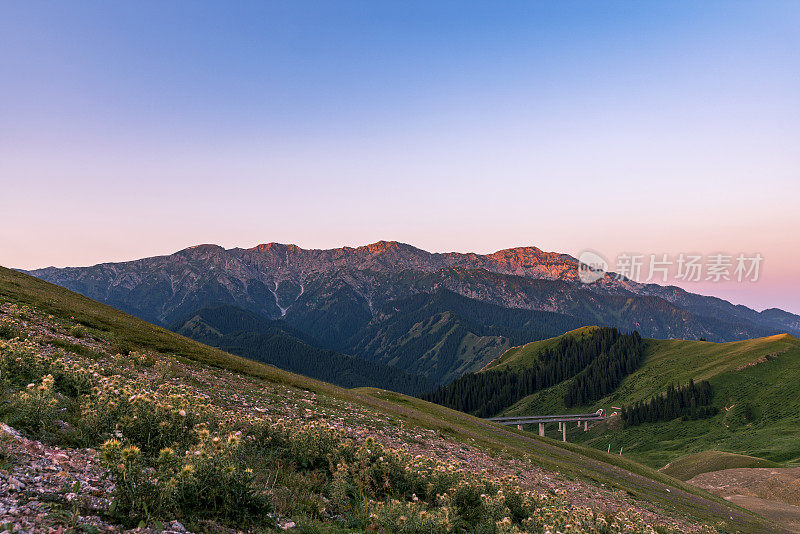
584,421,588,431
562,423,567,441
517,424,522,430
538,423,545,436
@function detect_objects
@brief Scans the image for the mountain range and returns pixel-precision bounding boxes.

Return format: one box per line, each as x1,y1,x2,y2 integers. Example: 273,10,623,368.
26,241,800,385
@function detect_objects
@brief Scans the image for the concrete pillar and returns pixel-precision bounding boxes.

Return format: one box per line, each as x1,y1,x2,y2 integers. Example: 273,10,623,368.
558,421,562,431
517,424,522,430
562,423,567,442
584,421,588,431
577,421,581,428
539,423,545,436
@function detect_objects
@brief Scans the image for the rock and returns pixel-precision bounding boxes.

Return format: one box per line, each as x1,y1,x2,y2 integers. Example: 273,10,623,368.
0,422,22,439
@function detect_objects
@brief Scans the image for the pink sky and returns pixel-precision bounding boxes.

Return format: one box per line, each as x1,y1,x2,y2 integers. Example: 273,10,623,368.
1,2,798,314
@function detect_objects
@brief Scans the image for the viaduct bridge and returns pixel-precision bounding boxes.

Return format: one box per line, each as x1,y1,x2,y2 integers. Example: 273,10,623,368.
487,410,607,442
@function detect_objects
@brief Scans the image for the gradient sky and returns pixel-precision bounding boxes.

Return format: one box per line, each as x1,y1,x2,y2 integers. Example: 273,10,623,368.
1,1,798,312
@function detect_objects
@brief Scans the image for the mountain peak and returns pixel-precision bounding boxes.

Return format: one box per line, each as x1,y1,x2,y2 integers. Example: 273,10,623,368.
249,243,302,254
359,241,420,254
179,244,225,254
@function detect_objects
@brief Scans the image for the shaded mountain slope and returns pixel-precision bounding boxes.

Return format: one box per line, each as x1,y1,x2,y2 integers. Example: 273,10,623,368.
344,290,589,384
171,304,436,395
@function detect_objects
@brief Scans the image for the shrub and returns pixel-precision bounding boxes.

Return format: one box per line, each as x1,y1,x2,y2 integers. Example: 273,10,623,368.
70,324,87,339
101,431,273,527
77,391,199,455
0,342,46,386
0,320,25,341
7,374,62,436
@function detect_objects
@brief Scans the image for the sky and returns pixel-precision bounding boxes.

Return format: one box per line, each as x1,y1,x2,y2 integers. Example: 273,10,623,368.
1,1,798,313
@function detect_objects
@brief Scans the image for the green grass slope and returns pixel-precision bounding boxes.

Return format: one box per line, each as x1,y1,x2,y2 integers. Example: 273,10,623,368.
660,451,781,481
0,266,775,532
490,327,800,469
481,325,600,372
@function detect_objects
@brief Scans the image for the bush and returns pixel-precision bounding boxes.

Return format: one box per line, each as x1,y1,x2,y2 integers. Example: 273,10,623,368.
101,431,273,527
0,321,25,341
77,391,199,455
7,375,62,437
70,324,87,339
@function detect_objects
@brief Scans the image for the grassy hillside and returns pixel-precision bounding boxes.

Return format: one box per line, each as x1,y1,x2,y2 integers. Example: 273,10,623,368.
482,326,601,372
489,328,800,468
660,451,781,481
0,266,777,532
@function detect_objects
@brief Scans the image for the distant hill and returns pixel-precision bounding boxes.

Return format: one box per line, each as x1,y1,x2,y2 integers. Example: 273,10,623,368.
462,328,800,468
171,305,436,396
660,451,781,481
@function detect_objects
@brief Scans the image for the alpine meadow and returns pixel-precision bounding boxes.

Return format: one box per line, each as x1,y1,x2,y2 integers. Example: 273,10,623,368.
2,2,799,533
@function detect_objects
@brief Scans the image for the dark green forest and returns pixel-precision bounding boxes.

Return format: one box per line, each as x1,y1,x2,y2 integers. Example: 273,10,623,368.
172,305,436,395
621,380,716,427
421,327,645,417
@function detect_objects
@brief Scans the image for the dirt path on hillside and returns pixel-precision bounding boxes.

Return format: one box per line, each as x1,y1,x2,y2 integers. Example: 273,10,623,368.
687,467,800,532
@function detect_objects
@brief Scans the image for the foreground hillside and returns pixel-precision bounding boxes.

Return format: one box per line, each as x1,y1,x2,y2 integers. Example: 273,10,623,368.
0,267,776,532
479,328,800,468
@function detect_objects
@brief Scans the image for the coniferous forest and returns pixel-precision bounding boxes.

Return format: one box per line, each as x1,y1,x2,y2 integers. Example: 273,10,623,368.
620,379,716,427
421,327,645,417
563,331,644,407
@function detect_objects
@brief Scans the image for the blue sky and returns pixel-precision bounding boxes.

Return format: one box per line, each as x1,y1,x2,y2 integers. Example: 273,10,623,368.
1,1,798,312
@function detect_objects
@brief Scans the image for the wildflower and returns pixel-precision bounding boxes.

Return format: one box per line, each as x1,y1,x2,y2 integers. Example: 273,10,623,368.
178,409,186,417
100,439,122,460
158,447,176,463
121,445,141,461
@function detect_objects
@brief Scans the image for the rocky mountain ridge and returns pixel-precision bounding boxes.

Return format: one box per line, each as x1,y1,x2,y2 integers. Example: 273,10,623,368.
27,241,797,341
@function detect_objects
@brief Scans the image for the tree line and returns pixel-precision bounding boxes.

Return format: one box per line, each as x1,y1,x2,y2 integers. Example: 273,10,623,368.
620,379,716,427
421,327,645,418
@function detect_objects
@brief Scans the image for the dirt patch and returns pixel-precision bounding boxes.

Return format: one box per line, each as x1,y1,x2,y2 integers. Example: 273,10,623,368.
726,496,800,533
687,467,800,532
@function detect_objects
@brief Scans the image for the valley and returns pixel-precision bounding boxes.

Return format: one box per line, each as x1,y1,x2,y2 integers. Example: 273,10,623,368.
0,266,777,532
6,241,800,532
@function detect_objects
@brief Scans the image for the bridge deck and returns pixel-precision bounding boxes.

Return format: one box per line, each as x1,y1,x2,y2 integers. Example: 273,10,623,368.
488,413,606,425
